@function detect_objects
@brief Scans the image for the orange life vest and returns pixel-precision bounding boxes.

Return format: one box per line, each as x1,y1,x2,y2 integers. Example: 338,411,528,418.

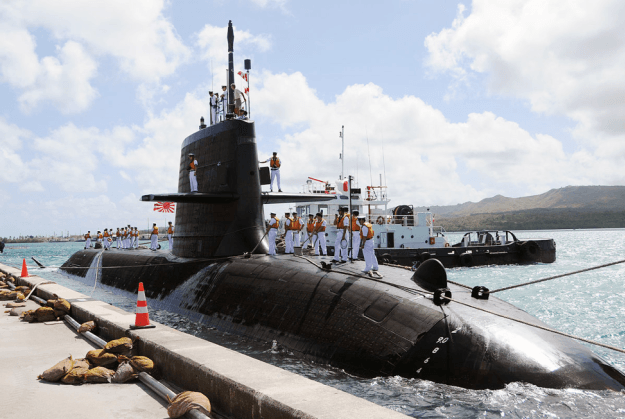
168,226,173,234
337,215,347,229
269,218,278,229
152,227,158,235
284,217,292,230
315,220,326,232
360,222,374,240
292,218,301,230
307,219,314,232
270,157,280,169
103,231,109,237
85,233,90,239
351,216,360,231
116,230,120,237
189,160,196,171
98,233,103,239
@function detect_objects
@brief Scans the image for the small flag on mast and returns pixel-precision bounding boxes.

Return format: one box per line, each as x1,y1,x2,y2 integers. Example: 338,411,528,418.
154,202,175,213
237,71,248,82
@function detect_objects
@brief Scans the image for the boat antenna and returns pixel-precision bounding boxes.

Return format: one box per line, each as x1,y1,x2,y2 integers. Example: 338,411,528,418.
366,128,374,191
339,125,344,180
381,134,387,188
211,59,214,93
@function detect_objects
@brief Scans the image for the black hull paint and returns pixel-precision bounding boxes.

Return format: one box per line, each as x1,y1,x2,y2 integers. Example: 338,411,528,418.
61,249,625,391
326,239,556,269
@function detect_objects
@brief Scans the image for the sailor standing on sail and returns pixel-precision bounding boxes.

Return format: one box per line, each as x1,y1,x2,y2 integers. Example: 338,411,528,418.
84,231,91,249
313,213,327,256
167,221,174,250
359,216,379,273
209,91,217,125
266,212,279,256
333,207,349,263
291,212,302,248
260,152,281,192
150,223,159,251
283,212,293,254
96,231,103,248
116,228,122,249
349,210,361,260
188,153,198,192
220,86,227,121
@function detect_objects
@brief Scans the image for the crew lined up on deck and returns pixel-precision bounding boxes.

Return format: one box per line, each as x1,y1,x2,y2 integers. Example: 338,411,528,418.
80,224,174,252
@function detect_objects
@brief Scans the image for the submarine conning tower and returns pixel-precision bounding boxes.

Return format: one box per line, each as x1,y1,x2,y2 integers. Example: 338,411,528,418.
174,119,265,258
141,21,333,258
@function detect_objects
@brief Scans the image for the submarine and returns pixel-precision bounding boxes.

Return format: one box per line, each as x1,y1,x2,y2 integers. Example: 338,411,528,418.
61,21,625,391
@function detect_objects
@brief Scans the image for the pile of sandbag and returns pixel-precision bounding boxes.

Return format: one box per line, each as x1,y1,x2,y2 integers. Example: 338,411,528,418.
38,337,155,385
19,297,71,322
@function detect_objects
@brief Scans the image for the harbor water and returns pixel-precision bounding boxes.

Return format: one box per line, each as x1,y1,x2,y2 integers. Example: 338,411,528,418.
2,229,625,418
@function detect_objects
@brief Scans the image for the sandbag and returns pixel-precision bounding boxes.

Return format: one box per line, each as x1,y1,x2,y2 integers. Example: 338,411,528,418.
46,299,57,308
77,320,96,334
5,302,25,308
14,286,30,294
84,366,116,383
16,292,25,301
9,307,27,316
54,309,66,318
38,355,74,382
0,291,17,301
53,298,71,314
61,367,89,384
21,309,37,323
166,391,212,418
129,356,154,373
86,349,118,367
74,358,90,370
35,306,57,322
112,362,138,383
104,337,133,354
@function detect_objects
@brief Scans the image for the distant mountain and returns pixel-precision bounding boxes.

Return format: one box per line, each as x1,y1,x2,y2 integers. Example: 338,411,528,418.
415,186,625,217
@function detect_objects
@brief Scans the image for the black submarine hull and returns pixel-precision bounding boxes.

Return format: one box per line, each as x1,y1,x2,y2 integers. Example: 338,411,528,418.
61,249,625,391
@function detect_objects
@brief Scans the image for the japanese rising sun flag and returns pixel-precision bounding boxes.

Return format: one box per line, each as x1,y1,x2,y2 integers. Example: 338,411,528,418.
237,71,248,82
154,202,175,213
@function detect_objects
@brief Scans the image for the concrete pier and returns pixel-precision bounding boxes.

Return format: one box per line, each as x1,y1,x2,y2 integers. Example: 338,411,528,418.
0,263,410,419
0,299,169,419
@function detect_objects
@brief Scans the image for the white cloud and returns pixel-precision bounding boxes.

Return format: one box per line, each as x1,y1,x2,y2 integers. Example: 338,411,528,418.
17,41,98,114
0,117,30,183
196,24,271,87
0,0,191,113
424,0,625,146
252,71,624,204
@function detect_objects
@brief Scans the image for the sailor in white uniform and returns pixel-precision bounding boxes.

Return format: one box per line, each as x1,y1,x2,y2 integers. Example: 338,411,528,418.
333,207,349,263
167,222,174,250
116,228,122,249
291,212,302,248
209,91,218,125
188,153,198,192
349,210,361,260
267,212,279,255
260,152,281,192
150,223,159,251
84,231,92,249
220,86,227,121
96,231,102,248
283,212,293,254
313,213,327,256
359,217,379,273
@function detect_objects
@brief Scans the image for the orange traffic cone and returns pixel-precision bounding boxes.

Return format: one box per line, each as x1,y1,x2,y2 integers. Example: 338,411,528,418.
130,282,155,329
21,258,29,277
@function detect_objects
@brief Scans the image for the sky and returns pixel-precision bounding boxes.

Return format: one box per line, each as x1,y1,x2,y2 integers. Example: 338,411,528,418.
1,0,625,237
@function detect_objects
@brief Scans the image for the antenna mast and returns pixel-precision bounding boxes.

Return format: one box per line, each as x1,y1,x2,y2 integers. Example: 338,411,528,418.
339,125,344,180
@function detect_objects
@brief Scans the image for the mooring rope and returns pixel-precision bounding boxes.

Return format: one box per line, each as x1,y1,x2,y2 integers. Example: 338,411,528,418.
489,259,625,293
